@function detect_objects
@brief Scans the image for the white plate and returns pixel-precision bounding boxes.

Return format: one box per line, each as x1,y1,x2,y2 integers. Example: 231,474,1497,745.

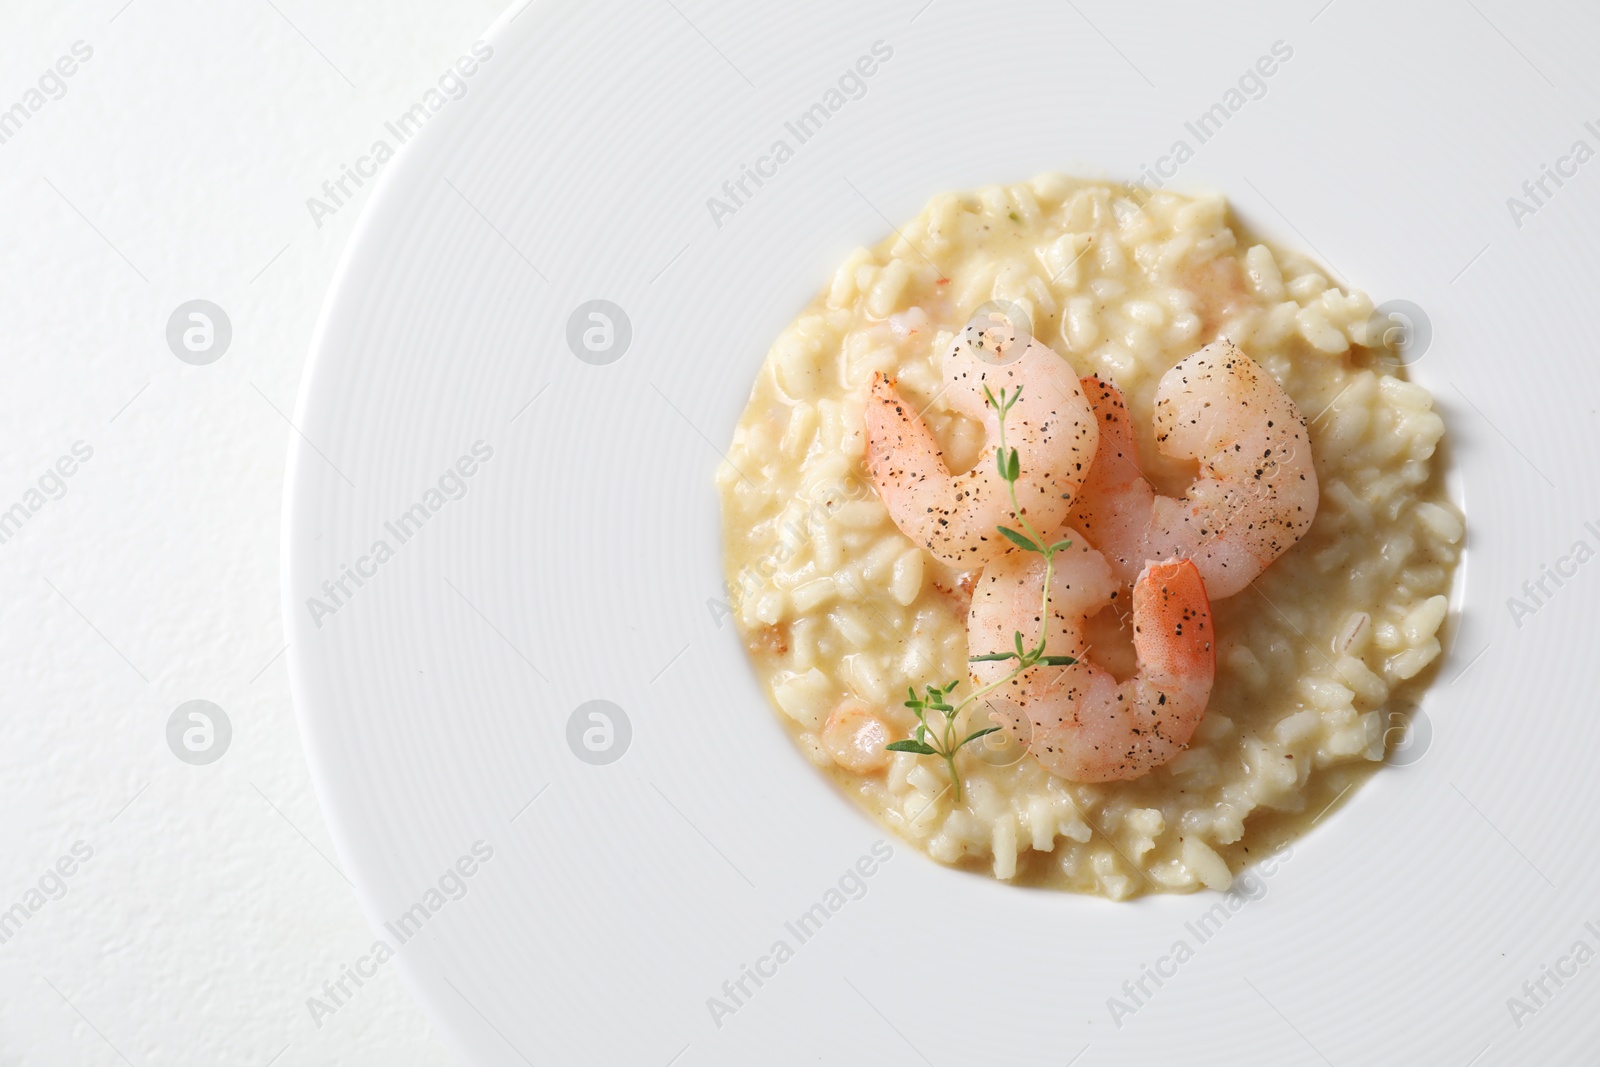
286,2,1600,1062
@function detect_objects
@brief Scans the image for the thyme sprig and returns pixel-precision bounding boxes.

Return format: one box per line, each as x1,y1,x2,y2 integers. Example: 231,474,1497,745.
885,384,1076,801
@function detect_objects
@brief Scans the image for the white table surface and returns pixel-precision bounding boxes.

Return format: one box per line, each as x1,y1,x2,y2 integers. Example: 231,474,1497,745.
12,0,1600,1063
0,2,512,1063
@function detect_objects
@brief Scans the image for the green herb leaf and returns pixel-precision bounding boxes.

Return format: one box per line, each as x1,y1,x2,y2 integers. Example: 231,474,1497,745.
996,526,1040,553
1013,631,1027,657
1039,655,1078,666
1050,538,1073,553
1006,447,1020,482
968,651,1018,662
886,739,938,755
960,726,1001,747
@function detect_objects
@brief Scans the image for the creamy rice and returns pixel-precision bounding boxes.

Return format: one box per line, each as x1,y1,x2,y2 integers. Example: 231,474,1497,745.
716,176,1461,898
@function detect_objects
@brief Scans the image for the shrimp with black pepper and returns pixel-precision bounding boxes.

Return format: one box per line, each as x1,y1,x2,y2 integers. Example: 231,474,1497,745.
866,324,1098,568
1069,340,1317,599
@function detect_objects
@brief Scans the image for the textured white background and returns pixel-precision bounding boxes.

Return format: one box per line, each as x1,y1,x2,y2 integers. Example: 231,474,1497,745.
0,2,513,1063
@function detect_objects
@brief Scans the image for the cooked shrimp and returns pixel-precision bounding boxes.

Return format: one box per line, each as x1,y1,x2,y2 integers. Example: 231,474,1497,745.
968,541,1214,782
821,698,890,773
866,328,1098,568
1068,340,1317,599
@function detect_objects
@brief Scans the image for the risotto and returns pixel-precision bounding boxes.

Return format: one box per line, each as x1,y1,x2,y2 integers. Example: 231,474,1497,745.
716,176,1461,898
